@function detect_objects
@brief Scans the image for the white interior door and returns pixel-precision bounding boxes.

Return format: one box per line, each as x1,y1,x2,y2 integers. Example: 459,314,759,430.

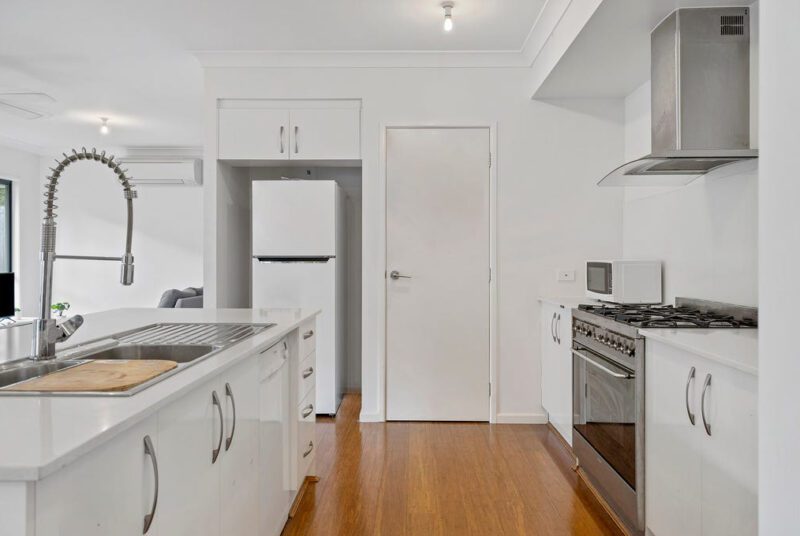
386,127,490,421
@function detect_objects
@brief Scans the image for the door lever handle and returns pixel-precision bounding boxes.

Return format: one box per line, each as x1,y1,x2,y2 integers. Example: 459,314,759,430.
389,270,412,280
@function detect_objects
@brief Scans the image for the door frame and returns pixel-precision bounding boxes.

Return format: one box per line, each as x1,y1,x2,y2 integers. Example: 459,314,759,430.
379,123,498,423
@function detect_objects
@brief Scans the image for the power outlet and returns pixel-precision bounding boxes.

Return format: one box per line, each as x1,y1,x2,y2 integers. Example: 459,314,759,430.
557,270,575,282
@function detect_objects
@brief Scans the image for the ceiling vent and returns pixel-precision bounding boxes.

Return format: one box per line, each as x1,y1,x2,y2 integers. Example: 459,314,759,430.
0,91,56,120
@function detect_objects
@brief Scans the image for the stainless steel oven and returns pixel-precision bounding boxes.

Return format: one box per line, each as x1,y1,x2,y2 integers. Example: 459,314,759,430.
572,313,645,535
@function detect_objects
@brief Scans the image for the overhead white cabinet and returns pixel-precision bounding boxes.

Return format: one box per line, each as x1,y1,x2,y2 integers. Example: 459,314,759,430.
646,340,757,536
540,300,573,446
289,108,361,160
218,109,290,160
218,100,361,162
35,415,159,536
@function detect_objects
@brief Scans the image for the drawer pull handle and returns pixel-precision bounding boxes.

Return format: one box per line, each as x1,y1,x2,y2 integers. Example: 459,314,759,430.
212,390,223,464
302,404,314,418
303,330,314,340
701,373,712,436
280,125,285,153
685,367,696,425
224,382,236,451
303,441,314,458
302,367,314,379
143,435,158,534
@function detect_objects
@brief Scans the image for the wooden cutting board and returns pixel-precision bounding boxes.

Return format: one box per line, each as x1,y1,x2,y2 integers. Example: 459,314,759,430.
5,360,178,392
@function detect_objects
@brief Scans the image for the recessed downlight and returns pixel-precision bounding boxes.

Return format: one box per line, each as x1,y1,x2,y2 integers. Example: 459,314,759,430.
99,117,110,135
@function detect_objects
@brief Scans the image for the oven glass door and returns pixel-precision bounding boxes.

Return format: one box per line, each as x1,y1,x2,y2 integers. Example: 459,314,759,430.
572,343,637,489
586,262,612,295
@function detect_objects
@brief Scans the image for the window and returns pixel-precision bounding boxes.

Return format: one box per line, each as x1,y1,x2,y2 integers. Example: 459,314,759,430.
0,179,11,273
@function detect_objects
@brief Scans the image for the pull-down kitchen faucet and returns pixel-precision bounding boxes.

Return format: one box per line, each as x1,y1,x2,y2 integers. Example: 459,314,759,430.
31,147,137,360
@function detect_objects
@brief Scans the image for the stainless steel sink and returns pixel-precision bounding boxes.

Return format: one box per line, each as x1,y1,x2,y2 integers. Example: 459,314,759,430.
0,322,275,397
79,344,217,364
0,360,84,389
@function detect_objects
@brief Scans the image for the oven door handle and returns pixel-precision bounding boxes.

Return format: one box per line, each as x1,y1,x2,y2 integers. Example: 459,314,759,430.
571,349,633,379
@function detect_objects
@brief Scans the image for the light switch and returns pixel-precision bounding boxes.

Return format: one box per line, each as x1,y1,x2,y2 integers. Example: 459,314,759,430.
557,270,575,282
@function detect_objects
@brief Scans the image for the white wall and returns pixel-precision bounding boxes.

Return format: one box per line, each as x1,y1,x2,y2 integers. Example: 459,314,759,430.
203,67,625,422
621,81,759,306
759,1,800,532
0,143,42,316
42,158,204,314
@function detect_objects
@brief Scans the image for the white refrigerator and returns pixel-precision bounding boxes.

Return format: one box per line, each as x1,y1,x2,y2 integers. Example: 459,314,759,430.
252,180,346,415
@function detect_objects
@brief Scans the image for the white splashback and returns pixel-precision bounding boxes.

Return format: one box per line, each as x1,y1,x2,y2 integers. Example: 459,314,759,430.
621,81,758,306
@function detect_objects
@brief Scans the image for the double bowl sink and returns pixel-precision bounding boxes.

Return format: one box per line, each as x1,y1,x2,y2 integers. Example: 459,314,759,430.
0,322,275,396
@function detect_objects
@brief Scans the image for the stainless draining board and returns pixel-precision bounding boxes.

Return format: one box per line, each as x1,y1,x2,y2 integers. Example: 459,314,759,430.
113,322,275,346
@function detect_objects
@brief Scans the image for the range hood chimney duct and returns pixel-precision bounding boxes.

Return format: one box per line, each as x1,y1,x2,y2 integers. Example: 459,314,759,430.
599,7,757,187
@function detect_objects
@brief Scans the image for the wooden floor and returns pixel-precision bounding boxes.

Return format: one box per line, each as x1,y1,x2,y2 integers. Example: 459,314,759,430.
282,394,622,536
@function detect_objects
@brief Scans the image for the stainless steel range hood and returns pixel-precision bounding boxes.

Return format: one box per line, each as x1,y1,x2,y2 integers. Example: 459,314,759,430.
599,7,757,187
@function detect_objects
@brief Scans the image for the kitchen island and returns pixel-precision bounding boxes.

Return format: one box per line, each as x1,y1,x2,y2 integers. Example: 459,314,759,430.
0,307,319,536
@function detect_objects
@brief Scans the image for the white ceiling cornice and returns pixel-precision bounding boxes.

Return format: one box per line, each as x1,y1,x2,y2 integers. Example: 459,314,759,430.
194,49,533,69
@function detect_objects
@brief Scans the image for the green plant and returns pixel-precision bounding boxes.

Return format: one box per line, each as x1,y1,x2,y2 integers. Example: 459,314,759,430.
51,301,71,317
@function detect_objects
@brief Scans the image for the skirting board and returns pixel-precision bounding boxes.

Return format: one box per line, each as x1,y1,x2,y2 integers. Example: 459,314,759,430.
360,412,548,424
359,412,384,422
496,412,548,424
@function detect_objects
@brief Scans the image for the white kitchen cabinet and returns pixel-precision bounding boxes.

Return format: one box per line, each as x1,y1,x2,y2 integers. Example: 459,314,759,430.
699,359,758,536
645,342,703,536
220,355,261,535
154,375,222,535
217,100,360,162
258,340,293,536
540,300,573,446
646,340,757,536
218,108,290,160
289,108,360,160
35,415,159,536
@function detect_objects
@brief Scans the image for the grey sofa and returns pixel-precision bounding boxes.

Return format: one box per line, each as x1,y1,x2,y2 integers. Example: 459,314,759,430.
157,287,203,309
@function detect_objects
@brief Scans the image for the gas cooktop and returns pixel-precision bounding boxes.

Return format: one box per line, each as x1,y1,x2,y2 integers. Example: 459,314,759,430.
577,303,758,328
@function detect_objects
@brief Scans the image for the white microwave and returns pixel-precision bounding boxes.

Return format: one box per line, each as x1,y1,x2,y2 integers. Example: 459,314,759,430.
586,260,662,304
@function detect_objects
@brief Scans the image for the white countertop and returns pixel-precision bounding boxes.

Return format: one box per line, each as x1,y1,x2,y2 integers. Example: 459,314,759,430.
639,328,758,376
538,296,599,308
0,307,319,482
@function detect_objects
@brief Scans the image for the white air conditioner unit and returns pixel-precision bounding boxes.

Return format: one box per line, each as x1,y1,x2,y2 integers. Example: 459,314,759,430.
118,158,202,186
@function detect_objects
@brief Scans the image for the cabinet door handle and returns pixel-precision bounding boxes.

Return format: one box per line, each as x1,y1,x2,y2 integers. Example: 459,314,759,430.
143,435,159,534
701,373,712,436
302,441,314,458
303,330,314,340
555,314,562,345
550,313,557,342
302,366,314,379
294,125,299,153
224,382,236,451
685,366,696,425
280,125,285,153
212,390,223,463
302,404,314,418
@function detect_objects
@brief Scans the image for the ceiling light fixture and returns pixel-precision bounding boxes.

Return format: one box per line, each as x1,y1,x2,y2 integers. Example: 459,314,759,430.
99,117,110,135
442,2,454,32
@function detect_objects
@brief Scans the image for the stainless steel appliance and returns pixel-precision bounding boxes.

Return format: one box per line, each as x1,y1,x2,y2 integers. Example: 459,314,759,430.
585,260,662,304
599,7,757,187
571,298,757,534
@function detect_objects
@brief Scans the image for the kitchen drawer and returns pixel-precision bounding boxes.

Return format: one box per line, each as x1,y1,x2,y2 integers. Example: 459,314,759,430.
299,319,316,358
297,389,316,480
298,350,315,403
258,338,288,381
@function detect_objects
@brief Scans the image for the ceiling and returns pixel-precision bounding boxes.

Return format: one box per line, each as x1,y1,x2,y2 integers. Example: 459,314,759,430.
0,0,545,153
